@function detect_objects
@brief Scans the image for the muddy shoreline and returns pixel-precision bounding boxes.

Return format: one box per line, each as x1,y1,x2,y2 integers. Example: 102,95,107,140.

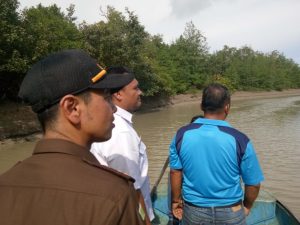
170,89,300,105
1,89,300,144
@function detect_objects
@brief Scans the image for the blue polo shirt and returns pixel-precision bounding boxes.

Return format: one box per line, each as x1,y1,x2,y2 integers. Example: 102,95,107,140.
169,118,264,207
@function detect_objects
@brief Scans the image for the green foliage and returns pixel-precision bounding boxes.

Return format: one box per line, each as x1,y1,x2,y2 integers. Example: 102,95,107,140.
21,4,83,64
0,0,27,73
206,74,236,93
0,0,27,99
207,45,237,77
169,21,209,93
213,46,300,91
1,2,300,101
142,35,176,95
0,1,84,99
80,6,173,97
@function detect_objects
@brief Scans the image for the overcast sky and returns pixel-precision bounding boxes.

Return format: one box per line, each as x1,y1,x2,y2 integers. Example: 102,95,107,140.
18,0,300,64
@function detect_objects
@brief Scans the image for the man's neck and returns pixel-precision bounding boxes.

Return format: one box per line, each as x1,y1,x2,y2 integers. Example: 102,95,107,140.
115,106,133,123
113,101,132,113
44,127,90,149
204,113,227,121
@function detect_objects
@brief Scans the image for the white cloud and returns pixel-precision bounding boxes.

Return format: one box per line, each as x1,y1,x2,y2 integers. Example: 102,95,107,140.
18,0,300,64
170,0,211,18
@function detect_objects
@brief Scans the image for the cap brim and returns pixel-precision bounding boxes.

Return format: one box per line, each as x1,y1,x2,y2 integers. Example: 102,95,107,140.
91,72,134,89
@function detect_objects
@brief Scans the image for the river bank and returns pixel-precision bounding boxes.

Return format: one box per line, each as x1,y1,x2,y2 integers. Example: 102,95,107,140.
170,89,300,105
1,89,300,144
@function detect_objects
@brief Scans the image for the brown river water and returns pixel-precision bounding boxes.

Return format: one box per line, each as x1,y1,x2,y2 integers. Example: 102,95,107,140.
1,95,300,219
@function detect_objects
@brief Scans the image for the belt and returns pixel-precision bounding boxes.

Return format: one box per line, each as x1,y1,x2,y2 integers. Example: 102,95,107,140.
185,200,242,208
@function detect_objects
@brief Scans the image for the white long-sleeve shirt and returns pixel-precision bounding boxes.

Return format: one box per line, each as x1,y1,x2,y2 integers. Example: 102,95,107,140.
91,106,154,220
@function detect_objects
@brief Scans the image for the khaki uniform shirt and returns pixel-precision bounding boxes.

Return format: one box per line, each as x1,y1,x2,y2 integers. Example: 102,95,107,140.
0,139,144,225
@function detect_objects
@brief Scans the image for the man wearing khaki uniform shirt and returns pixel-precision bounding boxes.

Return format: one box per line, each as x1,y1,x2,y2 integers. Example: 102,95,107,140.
0,50,144,225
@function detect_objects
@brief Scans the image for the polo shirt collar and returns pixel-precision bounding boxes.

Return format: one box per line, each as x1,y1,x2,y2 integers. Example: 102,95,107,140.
115,106,133,124
33,139,99,165
194,117,232,127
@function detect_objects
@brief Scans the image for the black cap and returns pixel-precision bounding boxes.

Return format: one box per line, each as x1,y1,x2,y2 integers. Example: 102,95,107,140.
18,49,132,113
104,66,135,89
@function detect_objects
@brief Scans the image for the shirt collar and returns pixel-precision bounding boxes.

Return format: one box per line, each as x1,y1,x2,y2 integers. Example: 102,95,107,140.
194,117,232,127
115,106,133,124
33,139,100,165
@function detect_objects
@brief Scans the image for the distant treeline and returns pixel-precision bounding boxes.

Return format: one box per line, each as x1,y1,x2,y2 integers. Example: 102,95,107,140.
1,0,300,101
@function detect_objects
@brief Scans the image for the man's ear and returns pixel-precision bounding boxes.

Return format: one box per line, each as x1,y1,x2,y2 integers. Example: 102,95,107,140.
113,91,122,101
224,103,230,115
59,95,81,125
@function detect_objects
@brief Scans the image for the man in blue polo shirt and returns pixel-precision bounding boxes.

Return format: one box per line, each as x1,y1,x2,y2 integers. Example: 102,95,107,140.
169,83,264,225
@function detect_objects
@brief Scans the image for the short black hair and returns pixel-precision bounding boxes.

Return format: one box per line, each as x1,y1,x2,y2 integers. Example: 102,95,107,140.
37,104,59,133
201,83,230,113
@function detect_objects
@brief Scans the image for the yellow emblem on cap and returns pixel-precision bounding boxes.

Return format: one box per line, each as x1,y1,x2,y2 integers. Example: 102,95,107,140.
91,64,107,83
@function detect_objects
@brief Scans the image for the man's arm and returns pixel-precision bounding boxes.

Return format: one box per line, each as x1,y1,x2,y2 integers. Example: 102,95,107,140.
170,169,183,220
243,184,261,216
240,141,264,216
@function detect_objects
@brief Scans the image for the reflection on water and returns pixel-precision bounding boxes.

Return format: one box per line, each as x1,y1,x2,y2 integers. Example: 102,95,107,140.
0,95,300,219
134,96,300,220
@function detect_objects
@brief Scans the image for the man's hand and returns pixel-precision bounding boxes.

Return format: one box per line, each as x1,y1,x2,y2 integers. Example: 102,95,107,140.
172,201,183,220
244,206,250,216
243,184,260,217
170,169,183,220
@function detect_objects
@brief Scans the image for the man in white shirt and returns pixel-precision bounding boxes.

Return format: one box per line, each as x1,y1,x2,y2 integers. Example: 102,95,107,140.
91,66,154,224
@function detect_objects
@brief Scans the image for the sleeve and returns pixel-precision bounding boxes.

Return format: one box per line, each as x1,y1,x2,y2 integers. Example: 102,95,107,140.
169,135,183,170
116,183,145,225
106,131,143,190
240,141,265,185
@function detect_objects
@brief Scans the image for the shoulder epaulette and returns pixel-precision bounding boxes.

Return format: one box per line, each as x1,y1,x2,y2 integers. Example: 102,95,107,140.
83,157,135,182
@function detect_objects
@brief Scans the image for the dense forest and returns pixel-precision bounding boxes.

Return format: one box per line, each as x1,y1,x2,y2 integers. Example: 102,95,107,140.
1,0,300,102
